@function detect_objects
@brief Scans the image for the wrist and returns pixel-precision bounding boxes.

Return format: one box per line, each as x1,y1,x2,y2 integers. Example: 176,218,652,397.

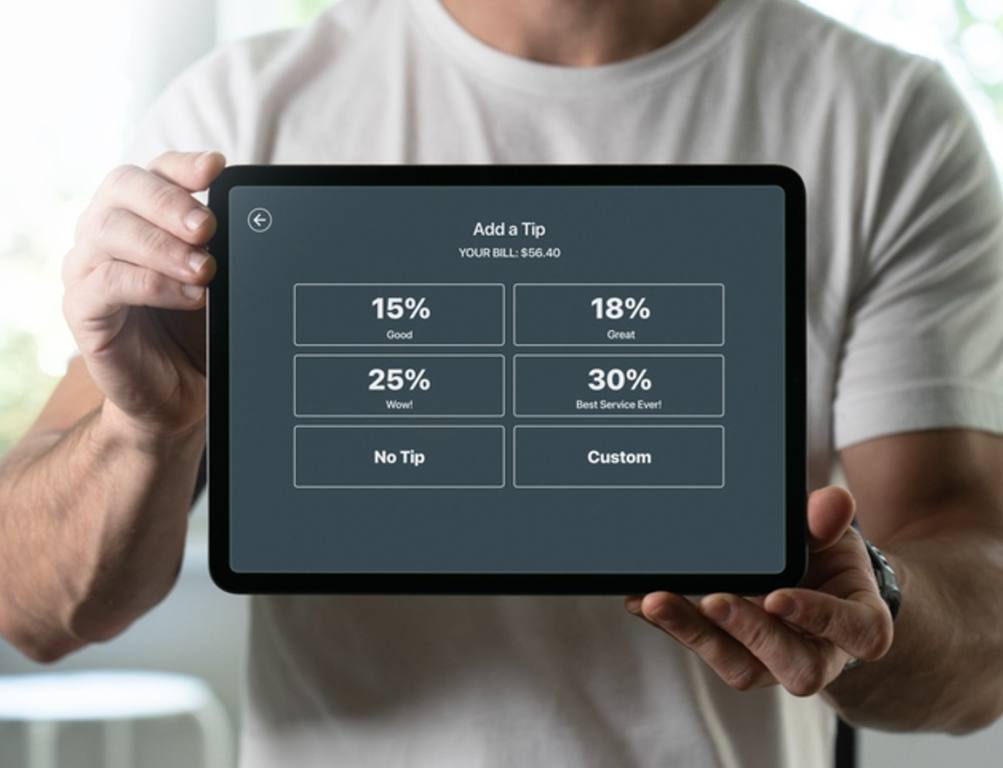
72,400,200,627
94,398,205,458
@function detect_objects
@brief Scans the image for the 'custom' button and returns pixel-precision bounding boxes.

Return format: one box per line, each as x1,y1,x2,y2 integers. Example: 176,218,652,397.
513,425,724,488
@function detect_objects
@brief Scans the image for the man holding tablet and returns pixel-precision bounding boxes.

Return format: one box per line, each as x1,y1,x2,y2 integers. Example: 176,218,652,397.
2,0,1003,766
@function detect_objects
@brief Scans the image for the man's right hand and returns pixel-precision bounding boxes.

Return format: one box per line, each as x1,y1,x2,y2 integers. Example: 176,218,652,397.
62,151,226,442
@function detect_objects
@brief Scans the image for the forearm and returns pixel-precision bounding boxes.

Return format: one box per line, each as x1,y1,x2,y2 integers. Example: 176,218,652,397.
824,526,1003,733
0,401,203,661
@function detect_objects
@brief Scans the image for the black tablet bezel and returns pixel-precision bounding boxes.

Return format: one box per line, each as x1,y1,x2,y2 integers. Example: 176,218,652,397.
207,165,807,595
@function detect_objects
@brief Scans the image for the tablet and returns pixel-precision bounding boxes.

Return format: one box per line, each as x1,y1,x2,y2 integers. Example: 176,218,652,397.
207,165,806,594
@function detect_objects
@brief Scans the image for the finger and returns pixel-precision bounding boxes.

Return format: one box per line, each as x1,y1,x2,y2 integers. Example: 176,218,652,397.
66,260,205,328
808,486,856,552
764,588,893,662
626,593,710,612
701,593,843,696
96,164,216,246
68,208,215,286
148,150,226,192
639,592,773,691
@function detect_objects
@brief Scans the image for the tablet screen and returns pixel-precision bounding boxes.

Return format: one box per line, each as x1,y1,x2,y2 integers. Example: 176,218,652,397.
209,166,805,593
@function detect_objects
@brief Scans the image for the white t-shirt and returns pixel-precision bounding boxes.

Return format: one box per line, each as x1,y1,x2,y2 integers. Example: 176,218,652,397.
128,0,1003,765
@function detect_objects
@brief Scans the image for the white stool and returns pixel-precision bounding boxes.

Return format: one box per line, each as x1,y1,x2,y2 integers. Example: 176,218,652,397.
0,670,233,768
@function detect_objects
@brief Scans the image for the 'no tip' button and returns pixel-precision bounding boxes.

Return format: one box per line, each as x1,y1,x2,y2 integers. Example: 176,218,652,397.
247,207,273,233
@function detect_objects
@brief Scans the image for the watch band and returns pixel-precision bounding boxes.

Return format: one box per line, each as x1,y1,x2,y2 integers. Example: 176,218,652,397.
843,539,900,672
863,538,901,621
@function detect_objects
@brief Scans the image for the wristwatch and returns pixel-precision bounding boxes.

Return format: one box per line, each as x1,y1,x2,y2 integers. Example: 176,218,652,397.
843,539,900,672
863,538,901,621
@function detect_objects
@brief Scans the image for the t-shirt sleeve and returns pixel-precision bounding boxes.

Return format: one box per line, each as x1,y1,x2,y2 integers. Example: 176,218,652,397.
833,62,1003,449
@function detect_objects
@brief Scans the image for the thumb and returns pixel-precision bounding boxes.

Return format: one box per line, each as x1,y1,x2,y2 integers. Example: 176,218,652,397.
807,486,856,552
148,150,226,192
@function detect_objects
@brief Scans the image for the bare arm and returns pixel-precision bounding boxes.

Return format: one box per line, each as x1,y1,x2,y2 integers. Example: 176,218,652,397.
824,429,1003,733
0,151,224,662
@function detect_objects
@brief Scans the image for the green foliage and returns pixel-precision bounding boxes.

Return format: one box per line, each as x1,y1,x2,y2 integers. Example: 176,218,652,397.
951,0,1003,120
0,332,59,455
295,0,335,23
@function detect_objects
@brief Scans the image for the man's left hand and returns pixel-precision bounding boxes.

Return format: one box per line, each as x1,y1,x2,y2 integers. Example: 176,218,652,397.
625,486,895,696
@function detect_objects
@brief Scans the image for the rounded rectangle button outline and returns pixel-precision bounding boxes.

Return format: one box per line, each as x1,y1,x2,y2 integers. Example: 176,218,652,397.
512,424,725,489
512,283,725,347
293,353,507,418
512,353,725,418
293,425,506,489
293,283,506,347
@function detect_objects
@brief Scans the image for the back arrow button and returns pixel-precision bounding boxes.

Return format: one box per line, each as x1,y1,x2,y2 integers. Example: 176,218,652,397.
247,207,273,233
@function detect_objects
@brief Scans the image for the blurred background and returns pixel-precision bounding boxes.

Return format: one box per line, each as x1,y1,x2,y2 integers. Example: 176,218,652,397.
0,0,1001,766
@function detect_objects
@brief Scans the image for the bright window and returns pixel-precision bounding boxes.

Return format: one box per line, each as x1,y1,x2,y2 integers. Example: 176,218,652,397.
0,0,1000,454
0,1,133,453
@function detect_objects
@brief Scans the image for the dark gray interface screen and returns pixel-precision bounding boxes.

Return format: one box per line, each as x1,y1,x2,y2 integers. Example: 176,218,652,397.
226,185,786,574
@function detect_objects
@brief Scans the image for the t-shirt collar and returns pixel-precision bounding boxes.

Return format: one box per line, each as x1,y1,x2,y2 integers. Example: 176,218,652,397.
409,0,753,97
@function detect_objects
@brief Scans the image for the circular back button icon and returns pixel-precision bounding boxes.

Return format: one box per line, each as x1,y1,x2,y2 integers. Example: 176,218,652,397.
247,207,273,233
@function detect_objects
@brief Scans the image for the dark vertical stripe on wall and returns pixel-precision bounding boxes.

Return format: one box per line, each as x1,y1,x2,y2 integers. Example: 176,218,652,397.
835,718,856,768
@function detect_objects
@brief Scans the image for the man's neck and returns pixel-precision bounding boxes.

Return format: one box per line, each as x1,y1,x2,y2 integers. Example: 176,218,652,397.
440,0,720,67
